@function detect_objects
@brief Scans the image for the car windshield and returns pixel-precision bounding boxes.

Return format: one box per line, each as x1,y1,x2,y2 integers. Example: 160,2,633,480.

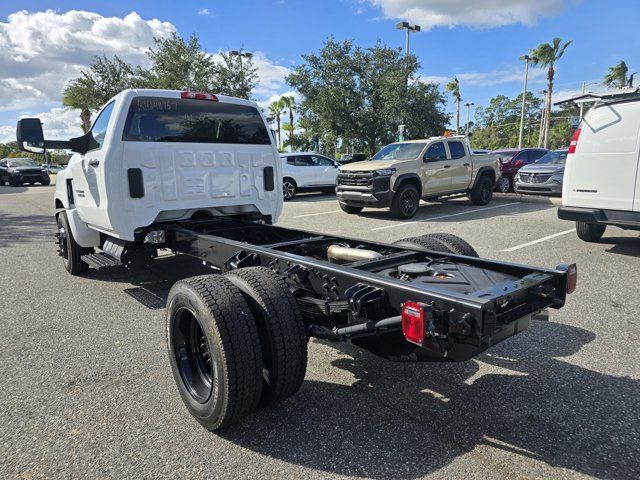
535,150,568,165
371,143,426,161
9,158,38,167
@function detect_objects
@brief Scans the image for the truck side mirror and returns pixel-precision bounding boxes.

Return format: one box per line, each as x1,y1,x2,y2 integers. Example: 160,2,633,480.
515,160,524,168
69,131,99,155
16,118,45,154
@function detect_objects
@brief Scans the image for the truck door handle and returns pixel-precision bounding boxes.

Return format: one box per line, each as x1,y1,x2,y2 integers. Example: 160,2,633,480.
443,165,451,168
88,159,100,167
463,163,470,166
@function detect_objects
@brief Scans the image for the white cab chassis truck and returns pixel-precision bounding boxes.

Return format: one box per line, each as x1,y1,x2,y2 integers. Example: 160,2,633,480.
17,89,576,431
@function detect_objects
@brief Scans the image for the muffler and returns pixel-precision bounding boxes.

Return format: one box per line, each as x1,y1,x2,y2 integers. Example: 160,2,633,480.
327,244,383,263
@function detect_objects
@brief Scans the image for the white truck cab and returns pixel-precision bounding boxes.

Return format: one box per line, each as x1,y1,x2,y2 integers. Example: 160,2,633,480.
557,88,640,241
19,89,282,247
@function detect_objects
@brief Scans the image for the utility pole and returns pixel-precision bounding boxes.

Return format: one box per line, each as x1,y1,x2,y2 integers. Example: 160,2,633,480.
518,55,536,148
395,22,421,57
464,102,474,137
579,81,586,122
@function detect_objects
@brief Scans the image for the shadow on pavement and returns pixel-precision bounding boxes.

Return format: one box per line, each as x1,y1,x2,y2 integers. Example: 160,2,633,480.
222,321,639,479
600,236,640,257
0,212,53,248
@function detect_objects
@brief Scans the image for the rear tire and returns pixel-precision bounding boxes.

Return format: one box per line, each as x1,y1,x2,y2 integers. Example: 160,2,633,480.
9,178,21,187
495,174,512,193
283,178,297,200
339,203,363,214
419,233,479,257
576,222,606,242
166,275,264,431
390,183,420,219
469,175,494,205
393,235,454,253
57,211,90,275
224,267,308,409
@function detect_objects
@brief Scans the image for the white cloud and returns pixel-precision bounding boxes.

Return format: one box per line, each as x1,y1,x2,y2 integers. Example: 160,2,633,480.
420,66,546,87
252,52,292,98
0,10,175,110
0,106,83,143
367,0,567,29
197,8,211,16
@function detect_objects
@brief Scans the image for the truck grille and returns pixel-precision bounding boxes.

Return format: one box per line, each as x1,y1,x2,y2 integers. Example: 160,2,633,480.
520,173,552,184
337,173,374,187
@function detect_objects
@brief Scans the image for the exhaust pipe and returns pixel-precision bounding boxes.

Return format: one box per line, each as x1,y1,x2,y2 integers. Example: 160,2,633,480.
327,244,383,263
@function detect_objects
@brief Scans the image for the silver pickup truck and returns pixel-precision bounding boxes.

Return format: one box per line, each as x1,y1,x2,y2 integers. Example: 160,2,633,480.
337,136,500,218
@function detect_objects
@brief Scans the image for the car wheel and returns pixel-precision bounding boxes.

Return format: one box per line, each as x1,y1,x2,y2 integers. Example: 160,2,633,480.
469,175,494,205
40,177,51,186
495,175,512,193
390,184,419,219
282,178,297,201
57,211,91,274
339,203,363,214
576,222,606,242
9,178,21,187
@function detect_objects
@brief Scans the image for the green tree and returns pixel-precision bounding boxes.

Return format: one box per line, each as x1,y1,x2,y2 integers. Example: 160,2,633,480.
603,60,629,89
287,38,448,155
268,99,285,149
63,55,141,132
214,52,258,99
280,95,296,151
445,77,462,134
530,37,572,148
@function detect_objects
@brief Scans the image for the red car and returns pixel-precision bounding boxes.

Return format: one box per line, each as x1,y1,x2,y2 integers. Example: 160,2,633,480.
491,148,548,193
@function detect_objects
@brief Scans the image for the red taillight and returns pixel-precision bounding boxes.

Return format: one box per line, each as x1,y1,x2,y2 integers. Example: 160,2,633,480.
566,263,577,294
181,91,218,101
401,301,427,345
568,128,581,154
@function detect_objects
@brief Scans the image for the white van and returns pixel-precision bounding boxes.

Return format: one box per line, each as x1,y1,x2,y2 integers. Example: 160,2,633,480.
557,88,640,241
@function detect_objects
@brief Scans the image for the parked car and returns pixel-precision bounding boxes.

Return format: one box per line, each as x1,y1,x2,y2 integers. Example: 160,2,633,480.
491,147,548,193
0,157,50,186
336,136,500,219
42,164,64,174
558,88,640,242
281,152,340,200
514,148,568,195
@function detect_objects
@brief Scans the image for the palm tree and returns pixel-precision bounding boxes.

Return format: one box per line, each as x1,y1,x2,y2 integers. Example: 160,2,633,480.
603,61,629,89
445,77,462,134
62,78,95,133
280,95,296,152
530,38,572,148
268,100,285,149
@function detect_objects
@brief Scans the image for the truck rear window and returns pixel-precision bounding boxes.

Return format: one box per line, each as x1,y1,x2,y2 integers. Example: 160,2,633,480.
122,96,271,145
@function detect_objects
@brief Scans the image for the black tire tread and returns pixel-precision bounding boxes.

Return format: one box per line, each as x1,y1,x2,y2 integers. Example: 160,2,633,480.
422,233,479,257
393,236,454,253
576,221,606,242
58,211,90,274
390,183,419,219
339,203,363,214
168,275,263,430
224,267,307,408
469,175,494,205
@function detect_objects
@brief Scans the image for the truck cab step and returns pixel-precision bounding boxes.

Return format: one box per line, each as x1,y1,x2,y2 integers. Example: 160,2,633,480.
81,252,121,270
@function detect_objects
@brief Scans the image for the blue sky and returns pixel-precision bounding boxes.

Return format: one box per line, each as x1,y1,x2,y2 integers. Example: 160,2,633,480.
1,0,639,141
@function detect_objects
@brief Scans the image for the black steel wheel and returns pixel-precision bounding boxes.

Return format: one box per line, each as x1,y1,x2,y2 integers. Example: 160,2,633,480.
495,175,512,193
282,178,297,200
390,183,419,219
166,275,264,431
56,211,90,274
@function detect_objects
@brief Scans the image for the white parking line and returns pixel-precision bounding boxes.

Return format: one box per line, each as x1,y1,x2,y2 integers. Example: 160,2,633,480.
293,209,342,218
501,228,575,252
370,202,520,231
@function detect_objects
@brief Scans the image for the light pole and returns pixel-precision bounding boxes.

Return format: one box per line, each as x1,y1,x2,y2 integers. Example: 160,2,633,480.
395,21,421,57
538,89,547,148
518,55,536,149
229,49,253,73
464,102,474,137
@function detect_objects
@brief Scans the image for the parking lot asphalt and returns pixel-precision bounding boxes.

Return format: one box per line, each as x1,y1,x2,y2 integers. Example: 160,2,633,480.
1,184,639,480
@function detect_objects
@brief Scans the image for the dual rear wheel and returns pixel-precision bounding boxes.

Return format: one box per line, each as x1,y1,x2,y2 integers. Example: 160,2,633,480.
166,267,308,431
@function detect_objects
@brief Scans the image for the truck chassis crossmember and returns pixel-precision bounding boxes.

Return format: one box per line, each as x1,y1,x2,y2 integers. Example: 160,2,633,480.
148,217,571,362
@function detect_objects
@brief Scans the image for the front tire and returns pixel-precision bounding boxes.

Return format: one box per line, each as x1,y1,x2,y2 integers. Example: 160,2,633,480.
390,183,420,219
56,211,90,275
495,174,512,193
576,222,606,242
339,203,363,214
9,178,21,187
40,177,51,186
166,275,264,431
469,175,494,205
283,178,297,201
224,267,308,409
